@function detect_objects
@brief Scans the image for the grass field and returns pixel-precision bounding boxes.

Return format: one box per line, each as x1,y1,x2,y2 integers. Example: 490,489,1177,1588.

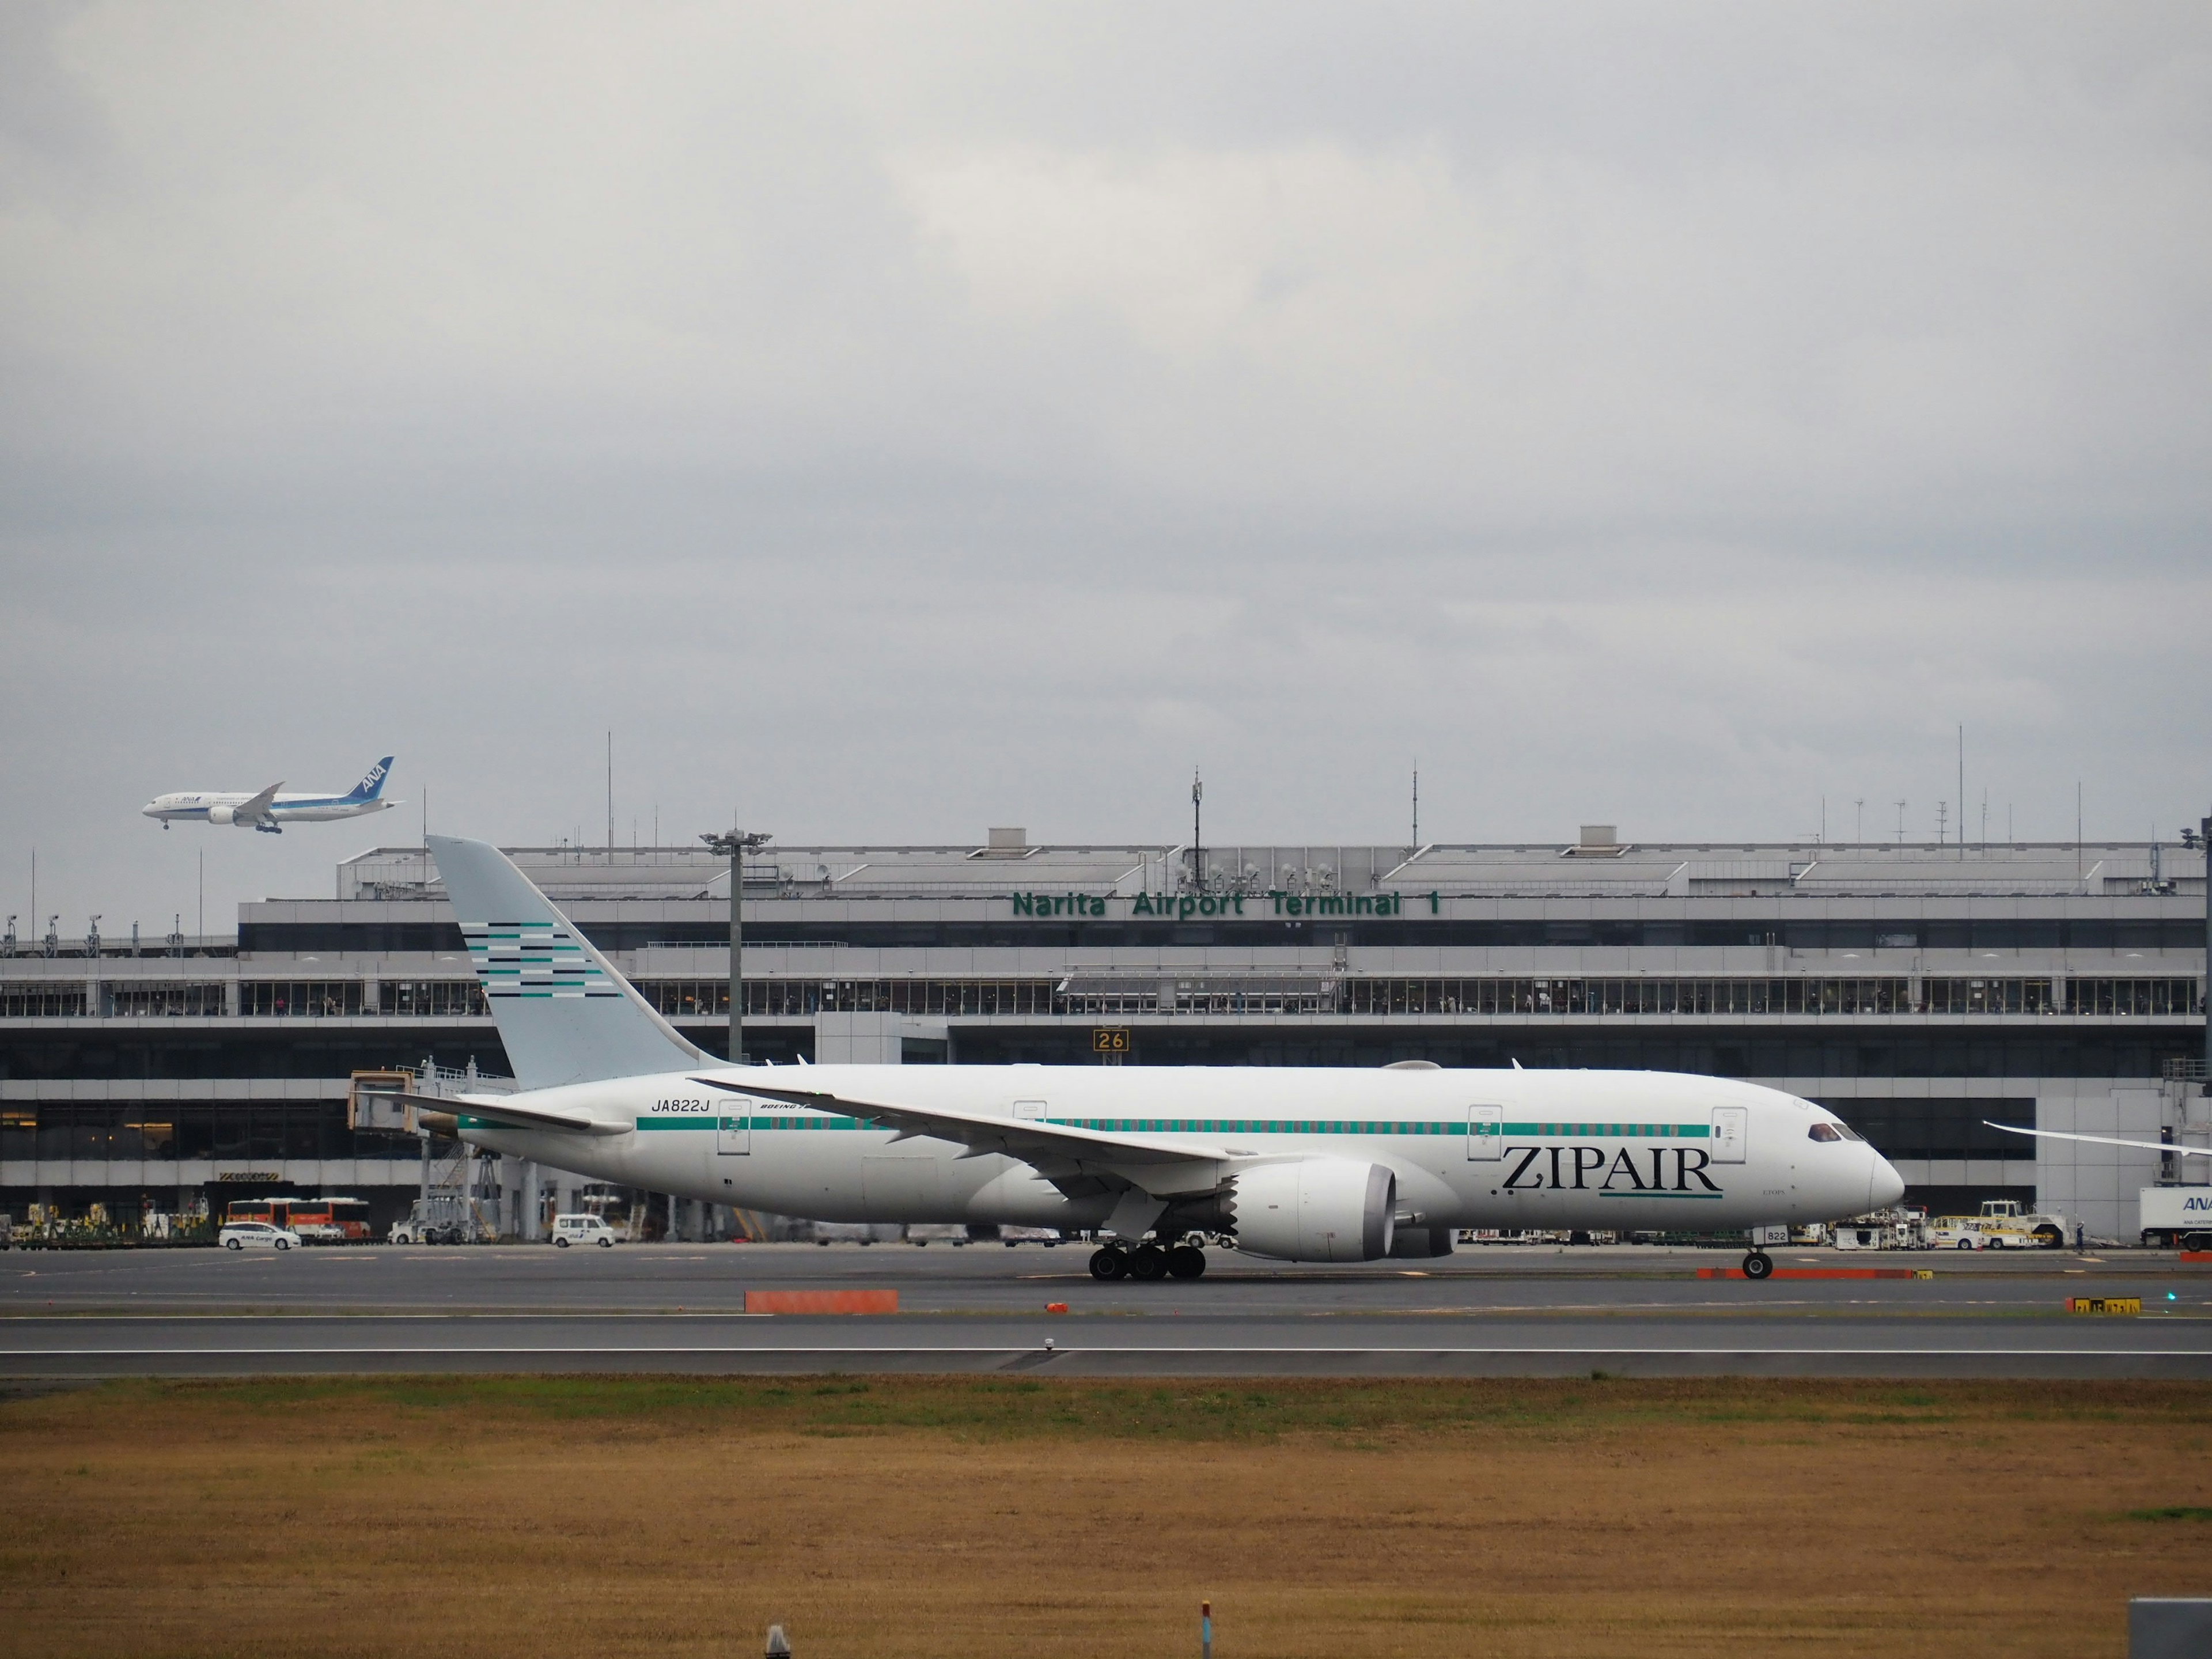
3,1375,2209,1658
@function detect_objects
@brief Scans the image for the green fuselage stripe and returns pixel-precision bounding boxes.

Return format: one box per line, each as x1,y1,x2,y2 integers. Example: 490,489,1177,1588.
630,1115,1714,1136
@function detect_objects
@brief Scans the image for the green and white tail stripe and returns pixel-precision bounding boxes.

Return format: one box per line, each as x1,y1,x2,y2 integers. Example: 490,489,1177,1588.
462,922,620,999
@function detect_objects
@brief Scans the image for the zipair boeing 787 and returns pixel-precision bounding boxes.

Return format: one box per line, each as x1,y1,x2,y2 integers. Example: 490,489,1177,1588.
395,836,1908,1281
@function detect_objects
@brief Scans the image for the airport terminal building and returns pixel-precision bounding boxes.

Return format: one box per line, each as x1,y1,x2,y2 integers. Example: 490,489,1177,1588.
2,828,2206,1241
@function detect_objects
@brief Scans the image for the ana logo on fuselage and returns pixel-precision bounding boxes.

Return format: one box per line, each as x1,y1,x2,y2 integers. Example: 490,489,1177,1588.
1501,1143,1720,1192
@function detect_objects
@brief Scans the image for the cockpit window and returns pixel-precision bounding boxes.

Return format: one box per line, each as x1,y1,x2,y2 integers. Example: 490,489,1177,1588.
1807,1122,1843,1143
1834,1122,1863,1141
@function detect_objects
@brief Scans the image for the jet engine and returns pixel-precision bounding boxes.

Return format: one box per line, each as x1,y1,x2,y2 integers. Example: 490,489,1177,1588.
206,805,235,826
1228,1158,1396,1262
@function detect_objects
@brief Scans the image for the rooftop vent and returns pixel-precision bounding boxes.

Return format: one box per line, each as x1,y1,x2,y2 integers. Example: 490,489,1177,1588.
1562,824,1627,857
971,827,1035,859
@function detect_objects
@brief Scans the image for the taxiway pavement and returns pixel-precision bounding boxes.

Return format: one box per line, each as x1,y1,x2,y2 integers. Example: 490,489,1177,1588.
3,1242,2206,1378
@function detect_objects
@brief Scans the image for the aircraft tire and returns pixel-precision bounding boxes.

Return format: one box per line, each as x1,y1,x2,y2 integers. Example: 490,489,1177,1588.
1128,1245,1169,1282
1089,1247,1128,1281
1741,1250,1773,1281
1166,1245,1206,1279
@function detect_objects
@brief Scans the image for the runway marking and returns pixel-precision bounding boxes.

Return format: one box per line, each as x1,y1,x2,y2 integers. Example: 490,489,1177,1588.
4,1344,2205,1359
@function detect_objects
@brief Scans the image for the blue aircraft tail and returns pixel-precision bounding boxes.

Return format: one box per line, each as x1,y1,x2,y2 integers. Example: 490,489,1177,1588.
348,757,394,801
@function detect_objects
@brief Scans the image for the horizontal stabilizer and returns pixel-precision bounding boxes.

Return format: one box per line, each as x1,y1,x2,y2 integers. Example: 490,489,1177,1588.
353,1088,625,1135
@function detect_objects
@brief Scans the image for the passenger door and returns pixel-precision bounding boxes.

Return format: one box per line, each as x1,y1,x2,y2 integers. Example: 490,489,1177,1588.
1467,1103,1503,1160
1710,1105,1748,1163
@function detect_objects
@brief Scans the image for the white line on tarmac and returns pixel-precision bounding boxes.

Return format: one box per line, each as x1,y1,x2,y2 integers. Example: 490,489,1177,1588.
4,1344,2206,1358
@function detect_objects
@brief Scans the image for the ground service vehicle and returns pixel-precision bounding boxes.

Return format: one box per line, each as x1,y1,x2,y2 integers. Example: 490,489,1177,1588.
2139,1186,2212,1250
550,1213,617,1247
1974,1198,2067,1248
1928,1216,1991,1249
227,1196,370,1243
219,1221,302,1251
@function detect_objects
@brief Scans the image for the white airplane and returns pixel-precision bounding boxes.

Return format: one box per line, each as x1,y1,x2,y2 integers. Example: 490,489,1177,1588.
142,757,398,835
398,836,1906,1281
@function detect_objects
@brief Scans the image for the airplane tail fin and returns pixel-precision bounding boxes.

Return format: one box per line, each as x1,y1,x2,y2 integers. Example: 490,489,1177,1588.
426,835,708,1090
349,756,395,801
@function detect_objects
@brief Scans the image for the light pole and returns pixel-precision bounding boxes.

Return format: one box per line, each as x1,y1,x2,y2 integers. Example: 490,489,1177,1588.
700,825,772,1065
2190,815,2211,1093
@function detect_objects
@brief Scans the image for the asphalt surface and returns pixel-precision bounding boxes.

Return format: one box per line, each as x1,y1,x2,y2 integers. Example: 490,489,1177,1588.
4,1241,2208,1378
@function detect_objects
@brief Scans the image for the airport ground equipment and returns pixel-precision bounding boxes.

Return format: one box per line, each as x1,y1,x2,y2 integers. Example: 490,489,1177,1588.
388,1192,492,1245
2138,1185,2212,1249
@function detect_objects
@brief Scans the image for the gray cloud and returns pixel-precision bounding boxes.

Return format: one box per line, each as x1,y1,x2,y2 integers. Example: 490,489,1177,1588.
2,2,2207,934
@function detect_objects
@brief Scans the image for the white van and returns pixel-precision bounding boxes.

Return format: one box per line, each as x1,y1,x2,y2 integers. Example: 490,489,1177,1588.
551,1213,617,1248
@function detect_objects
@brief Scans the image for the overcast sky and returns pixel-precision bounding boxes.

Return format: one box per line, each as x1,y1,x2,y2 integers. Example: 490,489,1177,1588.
3,2,2209,939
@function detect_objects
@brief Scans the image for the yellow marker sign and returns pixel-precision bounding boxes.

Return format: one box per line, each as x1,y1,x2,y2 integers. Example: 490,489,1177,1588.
2066,1297,2141,1315
1092,1027,1131,1054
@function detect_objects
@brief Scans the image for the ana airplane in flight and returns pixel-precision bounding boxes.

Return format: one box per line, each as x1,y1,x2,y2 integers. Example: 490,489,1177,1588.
396,835,1906,1281
142,757,398,835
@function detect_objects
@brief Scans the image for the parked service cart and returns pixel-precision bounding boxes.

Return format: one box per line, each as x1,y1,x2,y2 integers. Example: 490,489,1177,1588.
1832,1208,1927,1250
2139,1187,2212,1250
389,1193,493,1245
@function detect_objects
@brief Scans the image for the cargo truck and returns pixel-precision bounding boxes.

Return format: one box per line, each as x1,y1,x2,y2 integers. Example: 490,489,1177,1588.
2138,1187,2212,1251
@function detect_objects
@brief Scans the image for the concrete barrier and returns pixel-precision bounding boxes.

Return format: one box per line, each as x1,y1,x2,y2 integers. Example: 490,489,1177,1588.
744,1289,899,1314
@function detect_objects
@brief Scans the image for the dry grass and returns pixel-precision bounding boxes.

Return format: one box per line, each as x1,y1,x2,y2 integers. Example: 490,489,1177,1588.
2,1375,2209,1658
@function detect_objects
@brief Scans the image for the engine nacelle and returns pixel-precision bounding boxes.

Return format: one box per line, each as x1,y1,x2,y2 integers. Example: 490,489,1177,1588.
207,804,236,826
1229,1158,1396,1262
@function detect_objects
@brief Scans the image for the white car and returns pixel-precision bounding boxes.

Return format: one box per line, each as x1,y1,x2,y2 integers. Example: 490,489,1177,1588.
219,1221,304,1252
550,1213,617,1248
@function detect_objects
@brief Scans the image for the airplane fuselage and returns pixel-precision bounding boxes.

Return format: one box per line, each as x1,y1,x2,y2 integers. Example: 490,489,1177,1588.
141,791,396,826
457,1063,1901,1237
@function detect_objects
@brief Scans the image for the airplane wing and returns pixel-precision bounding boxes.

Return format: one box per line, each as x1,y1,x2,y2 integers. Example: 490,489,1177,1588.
355,1087,626,1137
1985,1122,2212,1157
237,780,284,823
690,1075,1240,1193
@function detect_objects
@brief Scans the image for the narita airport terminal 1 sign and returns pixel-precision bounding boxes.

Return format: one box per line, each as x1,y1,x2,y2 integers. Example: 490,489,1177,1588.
1010,889,1441,920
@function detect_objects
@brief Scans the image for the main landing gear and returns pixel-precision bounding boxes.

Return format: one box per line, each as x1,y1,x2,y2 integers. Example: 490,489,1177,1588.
1089,1242,1208,1282
1741,1249,1774,1280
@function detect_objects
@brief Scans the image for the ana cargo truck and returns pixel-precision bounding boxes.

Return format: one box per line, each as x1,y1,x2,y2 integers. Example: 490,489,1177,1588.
2138,1187,2212,1250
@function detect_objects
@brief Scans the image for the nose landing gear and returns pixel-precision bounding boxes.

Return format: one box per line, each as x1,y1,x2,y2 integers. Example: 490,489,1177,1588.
1741,1249,1774,1280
